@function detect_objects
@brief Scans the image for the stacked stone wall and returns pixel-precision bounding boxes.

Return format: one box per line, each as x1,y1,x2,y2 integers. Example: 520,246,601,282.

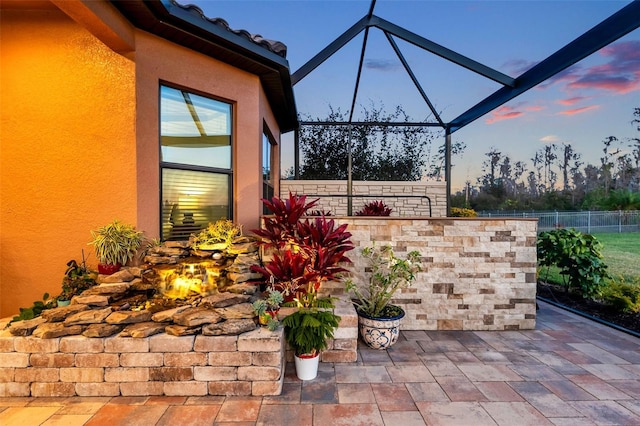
0,328,285,397
323,217,538,331
0,293,358,398
281,180,446,217
0,217,536,397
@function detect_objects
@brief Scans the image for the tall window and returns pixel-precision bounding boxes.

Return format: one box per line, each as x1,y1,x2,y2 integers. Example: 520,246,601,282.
262,131,275,214
160,84,232,240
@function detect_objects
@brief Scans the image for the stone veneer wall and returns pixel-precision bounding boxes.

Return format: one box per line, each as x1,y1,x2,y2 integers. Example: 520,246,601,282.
324,217,539,331
0,216,536,397
0,327,285,398
0,294,358,398
281,180,446,217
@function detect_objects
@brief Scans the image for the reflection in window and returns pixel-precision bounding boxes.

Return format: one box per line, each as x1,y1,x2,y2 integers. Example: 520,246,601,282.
160,85,231,169
263,132,274,213
160,85,232,240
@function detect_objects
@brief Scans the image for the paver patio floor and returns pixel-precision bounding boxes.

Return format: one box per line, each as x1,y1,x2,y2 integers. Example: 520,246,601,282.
1,300,639,425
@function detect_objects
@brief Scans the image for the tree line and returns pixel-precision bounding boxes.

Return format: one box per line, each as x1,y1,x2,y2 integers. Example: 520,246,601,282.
290,103,639,212
455,108,640,211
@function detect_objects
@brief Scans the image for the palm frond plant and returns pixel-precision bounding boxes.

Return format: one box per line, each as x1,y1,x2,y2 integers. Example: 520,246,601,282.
89,219,144,274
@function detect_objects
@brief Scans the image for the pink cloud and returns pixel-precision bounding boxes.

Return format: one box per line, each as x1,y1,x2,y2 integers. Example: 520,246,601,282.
537,66,583,89
566,74,640,94
557,105,600,116
486,106,522,124
556,96,588,106
526,105,545,112
567,40,640,94
485,103,544,124
530,40,640,95
600,40,640,63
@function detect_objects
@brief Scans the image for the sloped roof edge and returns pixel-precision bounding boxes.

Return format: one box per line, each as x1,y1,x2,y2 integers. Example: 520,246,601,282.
166,0,287,58
112,0,298,132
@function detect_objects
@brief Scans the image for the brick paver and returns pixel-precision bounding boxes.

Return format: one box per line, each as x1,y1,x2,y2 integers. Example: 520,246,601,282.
1,300,639,425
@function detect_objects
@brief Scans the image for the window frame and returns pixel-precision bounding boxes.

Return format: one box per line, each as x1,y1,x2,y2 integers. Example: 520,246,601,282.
262,125,276,212
159,82,234,240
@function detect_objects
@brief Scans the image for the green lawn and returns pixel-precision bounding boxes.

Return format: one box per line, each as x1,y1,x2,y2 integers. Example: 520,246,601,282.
592,233,640,280
539,232,640,284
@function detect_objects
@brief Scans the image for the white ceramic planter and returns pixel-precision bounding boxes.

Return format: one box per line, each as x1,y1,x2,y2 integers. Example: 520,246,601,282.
358,306,405,350
294,352,320,380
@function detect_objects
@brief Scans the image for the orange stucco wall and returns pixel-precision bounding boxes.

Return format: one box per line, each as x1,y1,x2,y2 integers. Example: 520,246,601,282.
0,7,136,317
134,31,282,236
0,2,283,317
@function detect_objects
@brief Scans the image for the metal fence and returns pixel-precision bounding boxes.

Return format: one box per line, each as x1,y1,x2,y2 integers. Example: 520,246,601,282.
478,210,640,233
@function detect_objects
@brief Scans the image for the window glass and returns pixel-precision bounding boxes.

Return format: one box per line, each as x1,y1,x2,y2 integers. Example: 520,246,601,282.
160,84,232,240
161,169,231,241
160,86,231,169
263,132,274,212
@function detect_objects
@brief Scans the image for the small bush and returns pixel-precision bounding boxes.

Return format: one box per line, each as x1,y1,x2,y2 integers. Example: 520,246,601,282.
600,277,640,313
537,228,609,299
450,207,477,217
9,293,56,325
192,219,242,249
355,200,392,216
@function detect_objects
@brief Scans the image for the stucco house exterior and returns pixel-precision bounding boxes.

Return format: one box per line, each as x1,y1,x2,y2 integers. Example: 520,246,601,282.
0,0,297,316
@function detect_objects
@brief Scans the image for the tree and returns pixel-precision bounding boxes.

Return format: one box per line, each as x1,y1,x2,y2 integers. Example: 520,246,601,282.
427,140,467,181
297,103,443,181
478,148,502,190
599,136,619,194
559,143,581,192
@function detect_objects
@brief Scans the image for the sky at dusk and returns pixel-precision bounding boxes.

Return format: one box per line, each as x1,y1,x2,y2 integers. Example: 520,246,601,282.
193,0,640,191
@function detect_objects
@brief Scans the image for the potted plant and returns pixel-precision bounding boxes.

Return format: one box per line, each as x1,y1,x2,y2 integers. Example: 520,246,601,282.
58,257,97,305
252,288,284,330
89,219,144,274
281,283,341,380
346,244,422,350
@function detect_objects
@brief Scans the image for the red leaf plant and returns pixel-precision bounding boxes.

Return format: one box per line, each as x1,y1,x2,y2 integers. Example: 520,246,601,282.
251,194,354,297
296,217,354,283
355,200,392,216
252,192,319,249
250,250,317,299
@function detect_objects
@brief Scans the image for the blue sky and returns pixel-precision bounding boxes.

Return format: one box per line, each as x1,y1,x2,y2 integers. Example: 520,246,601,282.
193,0,639,190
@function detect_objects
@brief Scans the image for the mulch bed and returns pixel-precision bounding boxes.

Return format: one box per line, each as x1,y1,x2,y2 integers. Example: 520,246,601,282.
537,282,640,334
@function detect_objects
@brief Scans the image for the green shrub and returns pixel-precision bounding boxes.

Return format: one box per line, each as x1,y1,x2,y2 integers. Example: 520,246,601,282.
450,207,477,217
192,219,242,249
600,277,640,313
8,293,56,325
537,228,609,299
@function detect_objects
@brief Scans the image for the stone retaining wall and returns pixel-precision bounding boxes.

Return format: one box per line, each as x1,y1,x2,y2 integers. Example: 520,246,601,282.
281,180,446,217
0,294,358,398
325,217,539,331
0,216,536,396
0,327,284,398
